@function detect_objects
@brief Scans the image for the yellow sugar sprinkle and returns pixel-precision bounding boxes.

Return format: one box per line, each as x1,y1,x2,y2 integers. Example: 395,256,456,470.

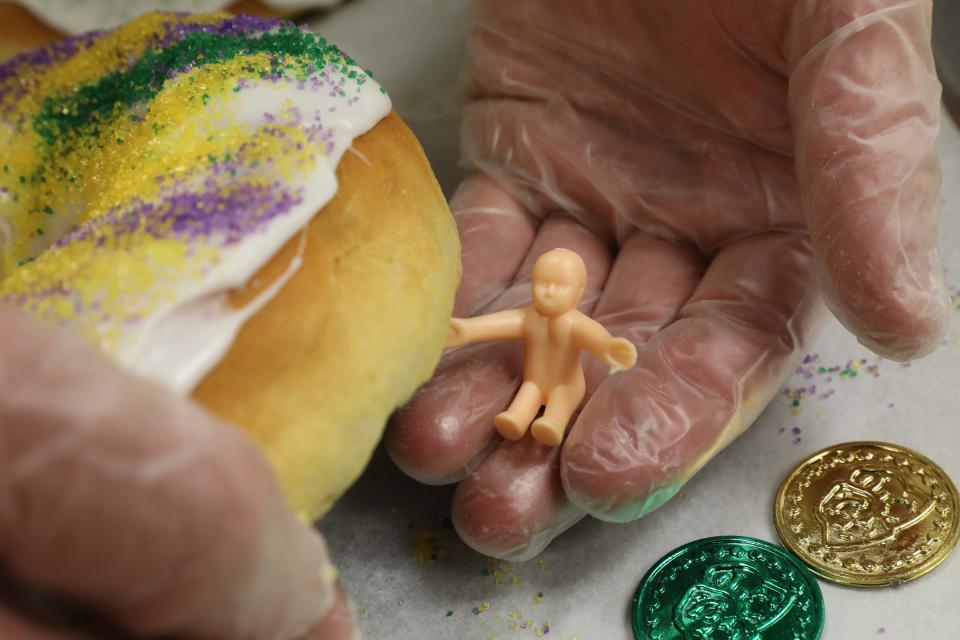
2,47,317,351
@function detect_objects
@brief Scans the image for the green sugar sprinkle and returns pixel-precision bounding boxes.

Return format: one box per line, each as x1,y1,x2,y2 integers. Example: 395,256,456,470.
34,27,363,149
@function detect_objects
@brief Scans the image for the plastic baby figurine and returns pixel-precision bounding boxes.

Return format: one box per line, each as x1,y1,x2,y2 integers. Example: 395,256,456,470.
447,248,638,447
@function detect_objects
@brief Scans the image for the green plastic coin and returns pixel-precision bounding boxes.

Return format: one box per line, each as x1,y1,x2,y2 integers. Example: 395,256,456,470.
631,536,824,640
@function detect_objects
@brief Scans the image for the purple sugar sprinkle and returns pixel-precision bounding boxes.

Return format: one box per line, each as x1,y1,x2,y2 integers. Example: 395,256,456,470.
1,12,302,117
57,182,302,250
155,13,291,48
0,12,291,89
0,32,100,116
0,31,99,84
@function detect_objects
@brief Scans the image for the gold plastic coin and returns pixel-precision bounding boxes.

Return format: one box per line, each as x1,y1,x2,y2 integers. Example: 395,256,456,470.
774,441,960,587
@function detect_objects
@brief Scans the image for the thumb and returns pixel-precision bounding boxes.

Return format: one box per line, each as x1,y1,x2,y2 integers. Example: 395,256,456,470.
0,306,346,639
787,0,949,360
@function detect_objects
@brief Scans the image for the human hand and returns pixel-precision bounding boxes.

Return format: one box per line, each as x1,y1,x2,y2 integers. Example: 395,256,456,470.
0,307,356,639
387,0,948,560
604,337,638,372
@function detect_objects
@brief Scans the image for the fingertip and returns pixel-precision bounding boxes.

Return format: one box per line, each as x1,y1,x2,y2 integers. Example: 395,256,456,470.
452,484,539,561
786,0,946,360
817,235,950,361
850,292,949,361
0,309,342,639
385,394,497,486
451,438,582,561
561,458,681,524
387,343,519,485
305,583,358,640
560,421,676,524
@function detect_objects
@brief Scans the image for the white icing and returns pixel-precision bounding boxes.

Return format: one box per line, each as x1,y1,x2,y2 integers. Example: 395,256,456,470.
123,75,390,393
131,231,308,394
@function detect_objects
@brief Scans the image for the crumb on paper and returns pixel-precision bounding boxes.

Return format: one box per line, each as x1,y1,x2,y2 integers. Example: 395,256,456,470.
414,529,449,564
784,354,884,414
403,513,459,564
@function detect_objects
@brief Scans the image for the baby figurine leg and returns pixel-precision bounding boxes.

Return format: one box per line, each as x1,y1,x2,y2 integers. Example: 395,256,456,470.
531,383,584,447
495,381,543,441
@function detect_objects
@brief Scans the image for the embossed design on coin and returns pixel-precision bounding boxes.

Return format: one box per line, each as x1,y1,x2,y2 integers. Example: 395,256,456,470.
775,442,960,586
632,536,823,640
673,562,796,638
816,466,936,550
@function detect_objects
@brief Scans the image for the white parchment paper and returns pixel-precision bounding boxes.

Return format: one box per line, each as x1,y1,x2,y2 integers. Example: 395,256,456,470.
315,2,960,638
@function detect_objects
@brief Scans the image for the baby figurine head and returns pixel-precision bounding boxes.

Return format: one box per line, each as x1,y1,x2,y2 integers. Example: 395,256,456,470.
531,248,587,317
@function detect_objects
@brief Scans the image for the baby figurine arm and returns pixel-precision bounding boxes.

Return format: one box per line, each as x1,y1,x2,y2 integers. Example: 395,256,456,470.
447,309,524,348
572,313,638,372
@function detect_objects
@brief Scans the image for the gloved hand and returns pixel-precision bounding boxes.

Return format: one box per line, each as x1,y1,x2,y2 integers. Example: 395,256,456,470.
0,308,355,639
387,0,948,560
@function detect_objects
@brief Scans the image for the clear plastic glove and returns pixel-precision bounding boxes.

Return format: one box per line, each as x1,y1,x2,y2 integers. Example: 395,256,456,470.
387,0,948,561
0,307,356,639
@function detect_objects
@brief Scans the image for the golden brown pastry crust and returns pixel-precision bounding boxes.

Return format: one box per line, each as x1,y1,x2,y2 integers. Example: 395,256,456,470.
0,3,61,60
192,112,460,519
